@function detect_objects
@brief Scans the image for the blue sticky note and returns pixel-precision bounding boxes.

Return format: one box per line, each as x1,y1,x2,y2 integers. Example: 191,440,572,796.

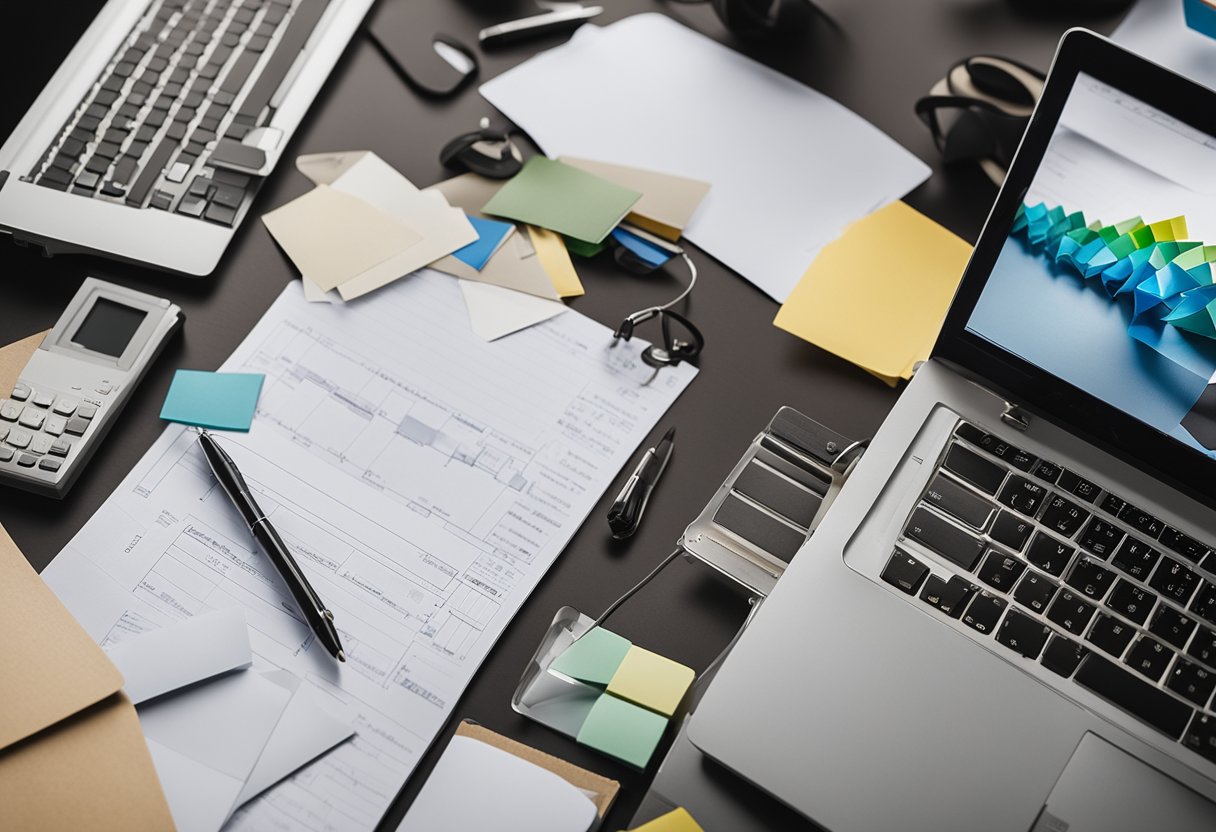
452,215,514,270
612,227,674,269
160,370,264,431
1185,0,1216,39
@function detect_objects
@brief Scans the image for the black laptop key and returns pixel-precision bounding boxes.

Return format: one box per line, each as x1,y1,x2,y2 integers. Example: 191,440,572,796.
733,460,821,529
904,507,986,571
1111,537,1161,581
1191,582,1216,626
942,443,1005,495
996,608,1051,659
1026,533,1074,578
110,156,138,187
1203,550,1216,573
1032,459,1062,483
1189,626,1216,669
920,574,977,618
1149,606,1197,649
1159,526,1207,563
953,422,988,446
977,549,1025,592
1099,492,1127,517
1039,494,1090,538
220,51,260,95
1013,570,1058,615
84,155,112,175
922,474,993,530
962,591,1005,635
1065,558,1115,601
38,167,73,187
209,137,266,173
996,475,1047,517
990,510,1032,552
881,550,929,595
1057,469,1100,503
1106,580,1155,626
1168,660,1216,708
1124,636,1174,683
125,137,178,207
1184,714,1216,764
1078,518,1123,560
1046,589,1096,635
1089,612,1135,657
1075,654,1192,740
1149,556,1201,605
1119,504,1164,540
955,423,1035,471
1042,634,1089,678
715,494,806,562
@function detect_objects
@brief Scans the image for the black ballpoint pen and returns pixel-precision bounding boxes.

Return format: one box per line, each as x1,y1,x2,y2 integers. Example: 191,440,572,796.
196,430,346,662
608,427,675,539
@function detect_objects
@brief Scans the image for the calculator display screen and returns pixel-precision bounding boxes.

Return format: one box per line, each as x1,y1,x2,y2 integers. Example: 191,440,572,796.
71,297,147,357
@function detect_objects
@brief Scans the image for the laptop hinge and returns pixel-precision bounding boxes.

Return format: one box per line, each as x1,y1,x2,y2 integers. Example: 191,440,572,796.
1000,402,1030,432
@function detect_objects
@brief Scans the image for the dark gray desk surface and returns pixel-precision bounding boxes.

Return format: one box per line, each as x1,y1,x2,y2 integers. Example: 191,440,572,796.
0,1,1127,828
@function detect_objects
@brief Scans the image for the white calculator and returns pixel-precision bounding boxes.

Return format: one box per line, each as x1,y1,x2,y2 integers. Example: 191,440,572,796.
1,278,182,497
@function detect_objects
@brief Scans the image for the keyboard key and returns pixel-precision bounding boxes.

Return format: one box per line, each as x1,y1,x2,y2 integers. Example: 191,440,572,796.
1012,570,1058,615
1106,580,1155,626
919,574,977,618
1099,492,1126,517
1047,589,1097,636
1149,606,1197,650
51,397,77,416
962,591,1005,635
0,447,12,463
1025,533,1074,577
1124,636,1174,682
922,474,994,530
18,407,45,430
64,416,89,436
990,511,1032,552
1065,558,1115,601
1057,469,1100,503
10,384,30,402
76,403,97,420
17,454,36,468
1159,526,1208,563
1149,556,1201,605
905,507,986,570
30,435,52,455
880,550,928,595
2,400,23,421
7,428,32,449
1118,504,1164,539
996,608,1051,659
1075,654,1192,739
126,137,179,207
1191,582,1216,626
996,475,1047,517
942,443,1005,495
1088,612,1135,657
1189,626,1216,669
977,549,1026,592
1032,459,1062,483
1077,518,1123,559
1168,660,1216,707
1203,550,1216,573
1110,536,1161,581
1039,494,1090,538
1183,714,1216,763
204,201,238,226
49,439,71,458
1041,634,1089,678
38,457,61,473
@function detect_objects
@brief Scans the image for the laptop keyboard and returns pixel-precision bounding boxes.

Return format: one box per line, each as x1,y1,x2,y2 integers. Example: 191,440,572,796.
883,420,1216,765
25,0,329,225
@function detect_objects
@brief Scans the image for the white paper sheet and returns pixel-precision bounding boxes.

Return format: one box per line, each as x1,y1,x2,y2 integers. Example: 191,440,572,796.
458,279,567,341
479,13,930,302
42,271,696,831
1113,0,1216,91
105,607,251,705
396,735,597,832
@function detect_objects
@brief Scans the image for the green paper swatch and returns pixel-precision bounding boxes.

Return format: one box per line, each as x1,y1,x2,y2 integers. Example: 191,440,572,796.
550,628,631,687
576,693,667,771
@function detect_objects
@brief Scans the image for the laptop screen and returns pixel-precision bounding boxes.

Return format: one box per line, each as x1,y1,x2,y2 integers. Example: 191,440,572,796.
966,71,1216,459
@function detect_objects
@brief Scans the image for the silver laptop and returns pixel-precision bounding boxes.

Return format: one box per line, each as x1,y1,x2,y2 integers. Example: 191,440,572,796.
689,30,1216,832
0,0,372,276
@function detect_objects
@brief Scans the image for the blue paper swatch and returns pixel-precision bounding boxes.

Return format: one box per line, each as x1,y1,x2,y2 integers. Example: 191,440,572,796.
160,370,265,431
611,227,674,269
452,215,515,270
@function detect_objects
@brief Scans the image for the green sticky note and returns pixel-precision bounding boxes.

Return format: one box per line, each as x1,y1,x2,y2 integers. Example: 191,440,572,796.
576,694,668,771
550,628,632,687
160,370,265,431
563,236,607,258
482,157,642,245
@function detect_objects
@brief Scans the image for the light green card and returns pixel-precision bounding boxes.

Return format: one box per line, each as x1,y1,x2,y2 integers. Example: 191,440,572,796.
550,628,632,687
576,693,667,771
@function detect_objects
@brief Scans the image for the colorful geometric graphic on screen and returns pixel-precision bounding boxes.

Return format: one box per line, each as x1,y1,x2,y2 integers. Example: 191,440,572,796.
1012,202,1216,339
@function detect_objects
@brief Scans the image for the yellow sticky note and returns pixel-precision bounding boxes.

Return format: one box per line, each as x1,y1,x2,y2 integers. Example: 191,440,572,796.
606,646,694,718
628,808,705,832
527,225,585,298
773,201,972,386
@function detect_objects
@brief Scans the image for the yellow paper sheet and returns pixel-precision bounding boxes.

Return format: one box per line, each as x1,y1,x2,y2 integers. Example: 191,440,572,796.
527,225,585,297
628,808,705,832
774,201,972,386
606,645,695,718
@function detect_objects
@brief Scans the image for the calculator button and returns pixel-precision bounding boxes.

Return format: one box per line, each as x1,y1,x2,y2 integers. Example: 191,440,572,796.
0,447,12,463
10,383,30,401
64,416,90,436
31,391,54,408
16,453,36,468
30,435,53,455
44,415,66,436
94,384,112,396
7,428,32,449
38,457,62,473
77,402,99,420
0,401,20,421
18,407,46,430
52,398,78,416
49,439,72,457
0,424,7,444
